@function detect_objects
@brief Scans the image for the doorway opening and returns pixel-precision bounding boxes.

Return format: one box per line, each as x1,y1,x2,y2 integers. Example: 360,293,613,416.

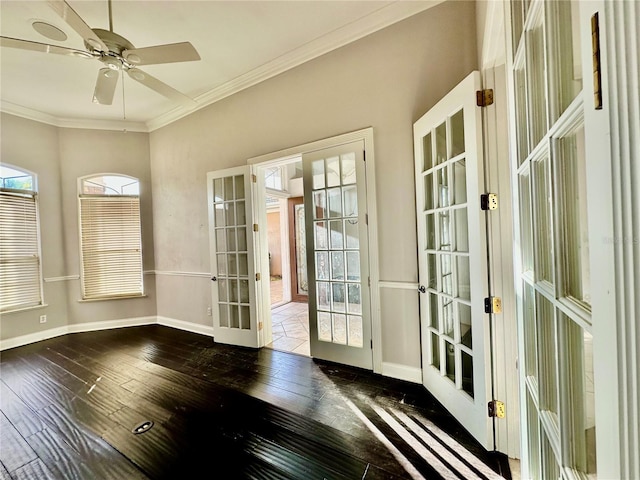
261,159,311,356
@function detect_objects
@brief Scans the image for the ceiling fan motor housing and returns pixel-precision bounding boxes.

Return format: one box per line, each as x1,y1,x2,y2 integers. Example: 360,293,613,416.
87,28,136,70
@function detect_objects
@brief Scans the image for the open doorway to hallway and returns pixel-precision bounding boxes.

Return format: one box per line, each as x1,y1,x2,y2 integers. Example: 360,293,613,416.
261,161,310,356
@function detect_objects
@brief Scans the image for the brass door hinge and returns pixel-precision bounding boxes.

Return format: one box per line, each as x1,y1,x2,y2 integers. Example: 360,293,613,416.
484,296,502,314
488,400,505,418
481,193,498,211
251,174,257,183
253,223,259,232
476,89,494,107
256,273,261,281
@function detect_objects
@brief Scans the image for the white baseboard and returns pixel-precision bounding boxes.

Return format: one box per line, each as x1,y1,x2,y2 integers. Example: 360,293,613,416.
381,362,423,384
0,316,212,351
156,316,215,337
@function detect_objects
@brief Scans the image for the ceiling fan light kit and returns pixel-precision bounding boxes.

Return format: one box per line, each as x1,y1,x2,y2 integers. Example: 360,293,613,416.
1,0,200,108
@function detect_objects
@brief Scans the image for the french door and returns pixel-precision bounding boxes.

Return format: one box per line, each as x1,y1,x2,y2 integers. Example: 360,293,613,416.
206,166,259,348
302,141,372,370
414,71,494,449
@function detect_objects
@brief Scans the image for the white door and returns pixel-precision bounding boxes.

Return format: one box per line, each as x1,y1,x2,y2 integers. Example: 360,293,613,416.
207,166,259,348
302,141,372,370
414,71,493,448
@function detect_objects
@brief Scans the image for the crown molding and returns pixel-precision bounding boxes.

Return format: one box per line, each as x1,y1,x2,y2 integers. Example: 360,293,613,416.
1,100,148,132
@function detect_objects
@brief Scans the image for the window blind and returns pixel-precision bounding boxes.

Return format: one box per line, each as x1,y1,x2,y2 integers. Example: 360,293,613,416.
0,190,43,312
79,196,143,299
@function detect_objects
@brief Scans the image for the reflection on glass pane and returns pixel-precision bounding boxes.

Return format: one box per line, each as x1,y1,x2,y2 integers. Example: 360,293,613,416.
459,303,472,348
219,304,229,327
451,110,465,157
330,251,345,280
524,281,537,380
537,293,558,417
423,133,433,171
344,220,359,249
443,300,454,338
559,127,590,307
313,191,326,219
347,316,363,347
240,306,250,329
341,153,357,185
213,178,224,203
527,21,547,149
327,188,342,218
526,391,542,480
239,279,249,303
427,254,437,290
318,312,332,341
456,256,470,301
238,253,248,276
215,204,225,226
441,254,452,296
511,0,524,54
431,332,441,369
315,221,328,250
228,254,237,276
439,212,450,251
429,293,438,329
237,228,247,251
426,213,435,250
533,157,553,283
332,314,347,344
236,201,246,226
455,208,469,252
224,176,234,201
436,122,447,165
445,341,455,382
218,279,228,302
216,229,226,252
225,202,235,226
226,229,236,252
424,173,434,211
234,175,244,200
312,159,325,190
542,432,561,480
230,304,239,329
229,280,238,302
453,160,467,204
343,186,357,217
316,252,329,280
520,171,534,272
326,156,340,187
462,350,474,397
329,220,343,249
515,64,529,165
346,251,360,281
438,167,449,208
347,283,361,314
317,282,330,310
217,254,227,276
332,283,346,313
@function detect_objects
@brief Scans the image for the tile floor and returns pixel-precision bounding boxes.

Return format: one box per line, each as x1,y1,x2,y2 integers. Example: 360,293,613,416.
267,301,310,356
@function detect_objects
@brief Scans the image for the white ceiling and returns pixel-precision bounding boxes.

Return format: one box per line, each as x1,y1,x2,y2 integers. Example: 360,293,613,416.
0,1,441,132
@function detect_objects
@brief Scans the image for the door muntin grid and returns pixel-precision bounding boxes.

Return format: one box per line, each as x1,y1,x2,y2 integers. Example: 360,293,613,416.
421,108,474,398
212,175,251,330
311,152,364,348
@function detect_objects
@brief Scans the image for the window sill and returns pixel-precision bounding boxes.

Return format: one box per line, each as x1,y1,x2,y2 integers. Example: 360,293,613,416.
78,295,147,303
1,304,49,315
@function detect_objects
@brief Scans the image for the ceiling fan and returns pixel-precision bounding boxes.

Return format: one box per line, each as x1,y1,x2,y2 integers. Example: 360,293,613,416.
0,0,200,107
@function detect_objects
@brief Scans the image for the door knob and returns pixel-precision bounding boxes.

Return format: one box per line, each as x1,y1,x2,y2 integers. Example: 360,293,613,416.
418,285,426,293
211,276,217,282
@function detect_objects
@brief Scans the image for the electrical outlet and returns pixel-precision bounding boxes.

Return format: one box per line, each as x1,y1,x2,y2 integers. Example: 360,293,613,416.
39,315,47,324
207,306,212,316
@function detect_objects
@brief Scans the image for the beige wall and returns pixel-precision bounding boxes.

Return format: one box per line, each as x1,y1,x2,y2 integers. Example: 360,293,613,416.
0,113,156,341
267,211,283,277
150,1,477,368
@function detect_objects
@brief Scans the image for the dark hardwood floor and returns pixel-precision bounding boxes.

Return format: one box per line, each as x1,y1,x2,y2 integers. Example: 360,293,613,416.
0,325,511,479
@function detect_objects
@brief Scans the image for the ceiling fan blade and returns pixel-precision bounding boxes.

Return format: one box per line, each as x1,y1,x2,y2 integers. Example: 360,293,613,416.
127,68,196,106
93,68,119,105
0,36,93,58
123,42,200,66
47,0,108,52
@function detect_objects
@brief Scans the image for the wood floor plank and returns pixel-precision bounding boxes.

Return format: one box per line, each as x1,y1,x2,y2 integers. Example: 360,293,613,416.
0,412,38,473
11,459,57,480
0,381,46,438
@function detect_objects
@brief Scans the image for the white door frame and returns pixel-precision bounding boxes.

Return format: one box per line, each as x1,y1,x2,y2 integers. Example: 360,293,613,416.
247,128,382,373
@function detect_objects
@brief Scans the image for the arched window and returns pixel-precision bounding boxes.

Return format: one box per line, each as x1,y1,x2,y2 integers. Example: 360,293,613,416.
78,174,143,300
0,165,43,312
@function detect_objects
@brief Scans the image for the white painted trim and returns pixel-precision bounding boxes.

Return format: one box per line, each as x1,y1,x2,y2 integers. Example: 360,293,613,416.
152,270,211,278
44,275,79,283
379,281,420,290
381,362,422,384
157,316,215,338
